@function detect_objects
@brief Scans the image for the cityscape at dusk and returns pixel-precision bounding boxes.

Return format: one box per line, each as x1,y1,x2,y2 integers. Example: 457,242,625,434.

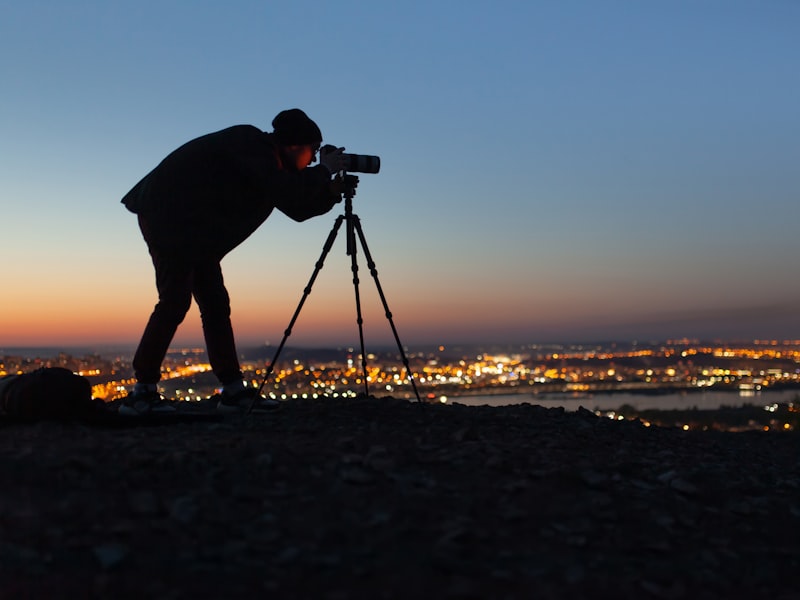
3,338,798,432
2,6,798,591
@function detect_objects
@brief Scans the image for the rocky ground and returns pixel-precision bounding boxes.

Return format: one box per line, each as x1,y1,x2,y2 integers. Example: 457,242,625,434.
0,396,798,599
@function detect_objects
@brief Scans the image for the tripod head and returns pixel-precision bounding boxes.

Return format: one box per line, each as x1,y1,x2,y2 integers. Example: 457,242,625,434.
330,173,360,218
336,173,360,201
335,173,360,254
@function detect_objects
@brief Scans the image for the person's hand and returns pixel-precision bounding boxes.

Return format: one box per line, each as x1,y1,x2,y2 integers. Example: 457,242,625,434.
320,145,346,174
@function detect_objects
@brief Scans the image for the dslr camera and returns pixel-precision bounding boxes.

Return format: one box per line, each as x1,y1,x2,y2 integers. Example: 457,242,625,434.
321,144,380,174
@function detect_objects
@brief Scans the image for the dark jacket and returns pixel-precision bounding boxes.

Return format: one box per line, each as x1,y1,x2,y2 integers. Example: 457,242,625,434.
122,125,337,257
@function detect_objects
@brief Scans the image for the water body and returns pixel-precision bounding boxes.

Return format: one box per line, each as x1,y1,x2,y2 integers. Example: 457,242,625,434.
443,389,800,411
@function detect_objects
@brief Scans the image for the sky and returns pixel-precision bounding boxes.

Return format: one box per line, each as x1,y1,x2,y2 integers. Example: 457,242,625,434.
1,1,799,350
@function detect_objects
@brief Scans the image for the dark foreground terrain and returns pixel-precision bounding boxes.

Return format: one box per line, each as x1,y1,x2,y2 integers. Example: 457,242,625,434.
1,397,797,599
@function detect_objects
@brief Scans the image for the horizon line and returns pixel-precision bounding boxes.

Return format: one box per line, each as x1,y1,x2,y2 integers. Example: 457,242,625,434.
3,336,800,353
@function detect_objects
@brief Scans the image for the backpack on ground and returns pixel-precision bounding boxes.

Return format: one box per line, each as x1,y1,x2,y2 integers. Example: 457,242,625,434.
0,367,94,420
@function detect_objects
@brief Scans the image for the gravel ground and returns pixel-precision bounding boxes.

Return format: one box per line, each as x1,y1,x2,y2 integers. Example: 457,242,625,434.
1,396,798,599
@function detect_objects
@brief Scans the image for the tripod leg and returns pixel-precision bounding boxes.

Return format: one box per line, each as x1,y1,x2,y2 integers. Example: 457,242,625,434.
351,215,422,402
347,218,371,397
257,215,345,395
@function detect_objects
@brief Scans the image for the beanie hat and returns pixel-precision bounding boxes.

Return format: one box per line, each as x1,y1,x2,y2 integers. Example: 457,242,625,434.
271,108,322,145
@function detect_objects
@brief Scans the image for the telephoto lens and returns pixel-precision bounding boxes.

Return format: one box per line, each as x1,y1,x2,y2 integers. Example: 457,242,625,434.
342,153,380,174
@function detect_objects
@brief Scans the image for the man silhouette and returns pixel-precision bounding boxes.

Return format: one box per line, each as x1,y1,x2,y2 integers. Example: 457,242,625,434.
120,109,348,415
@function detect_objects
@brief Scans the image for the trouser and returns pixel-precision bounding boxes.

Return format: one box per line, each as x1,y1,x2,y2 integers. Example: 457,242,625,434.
132,216,242,385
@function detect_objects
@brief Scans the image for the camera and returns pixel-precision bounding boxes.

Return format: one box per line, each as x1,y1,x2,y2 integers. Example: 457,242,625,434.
322,145,380,174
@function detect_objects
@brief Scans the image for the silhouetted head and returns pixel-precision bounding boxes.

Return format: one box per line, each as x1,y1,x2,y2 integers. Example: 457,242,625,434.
272,108,322,145
272,108,322,170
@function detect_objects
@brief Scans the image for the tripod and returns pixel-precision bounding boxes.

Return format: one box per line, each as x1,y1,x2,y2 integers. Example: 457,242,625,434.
255,176,422,407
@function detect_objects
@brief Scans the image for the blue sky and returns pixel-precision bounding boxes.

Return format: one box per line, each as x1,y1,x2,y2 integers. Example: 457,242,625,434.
1,1,799,348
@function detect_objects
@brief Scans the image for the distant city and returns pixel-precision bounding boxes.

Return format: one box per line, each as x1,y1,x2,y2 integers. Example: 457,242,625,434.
2,339,799,433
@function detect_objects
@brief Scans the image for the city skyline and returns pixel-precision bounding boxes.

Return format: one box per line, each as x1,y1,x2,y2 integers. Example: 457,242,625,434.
4,338,799,429
2,2,799,348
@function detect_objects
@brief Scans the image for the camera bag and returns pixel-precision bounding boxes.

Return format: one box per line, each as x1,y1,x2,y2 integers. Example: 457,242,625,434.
0,367,94,420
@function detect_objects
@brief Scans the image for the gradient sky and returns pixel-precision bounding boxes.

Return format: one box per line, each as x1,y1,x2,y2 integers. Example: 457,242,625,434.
1,1,798,349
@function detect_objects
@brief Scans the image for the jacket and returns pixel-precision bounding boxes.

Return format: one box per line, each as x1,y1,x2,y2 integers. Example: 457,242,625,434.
121,125,337,257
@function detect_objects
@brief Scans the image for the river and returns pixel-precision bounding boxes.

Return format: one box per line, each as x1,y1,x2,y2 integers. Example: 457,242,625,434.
440,389,800,411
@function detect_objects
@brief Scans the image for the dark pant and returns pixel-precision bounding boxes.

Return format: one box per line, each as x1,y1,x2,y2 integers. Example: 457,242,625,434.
132,216,242,385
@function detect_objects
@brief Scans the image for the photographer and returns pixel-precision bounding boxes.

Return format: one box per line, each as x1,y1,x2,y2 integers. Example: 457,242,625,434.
120,109,349,415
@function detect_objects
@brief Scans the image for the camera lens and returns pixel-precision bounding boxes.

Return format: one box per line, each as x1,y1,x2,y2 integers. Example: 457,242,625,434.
343,154,380,174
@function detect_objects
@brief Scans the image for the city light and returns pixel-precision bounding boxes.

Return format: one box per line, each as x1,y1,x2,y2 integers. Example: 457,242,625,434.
3,339,799,431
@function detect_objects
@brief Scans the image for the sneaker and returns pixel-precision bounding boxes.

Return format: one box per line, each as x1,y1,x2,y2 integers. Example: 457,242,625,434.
216,388,280,414
119,391,177,416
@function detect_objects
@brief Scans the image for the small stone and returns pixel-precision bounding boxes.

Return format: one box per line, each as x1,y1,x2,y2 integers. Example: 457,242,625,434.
451,426,478,442
128,491,159,516
580,470,609,488
340,465,374,484
255,452,273,467
93,543,129,569
170,496,199,524
670,478,698,495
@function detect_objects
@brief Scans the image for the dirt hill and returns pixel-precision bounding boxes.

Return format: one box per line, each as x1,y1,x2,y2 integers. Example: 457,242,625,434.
1,397,797,599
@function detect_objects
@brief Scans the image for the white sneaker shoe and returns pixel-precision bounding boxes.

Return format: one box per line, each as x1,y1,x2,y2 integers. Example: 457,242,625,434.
216,388,280,414
118,392,177,416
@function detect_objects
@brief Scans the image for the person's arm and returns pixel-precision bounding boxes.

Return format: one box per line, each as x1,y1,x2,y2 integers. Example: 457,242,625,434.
269,165,342,222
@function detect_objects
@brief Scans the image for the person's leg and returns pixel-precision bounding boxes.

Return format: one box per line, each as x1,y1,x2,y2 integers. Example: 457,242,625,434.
192,259,243,386
192,258,279,413
132,250,194,385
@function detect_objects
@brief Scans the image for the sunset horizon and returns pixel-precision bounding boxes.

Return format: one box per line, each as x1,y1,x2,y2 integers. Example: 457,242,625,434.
2,3,798,364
